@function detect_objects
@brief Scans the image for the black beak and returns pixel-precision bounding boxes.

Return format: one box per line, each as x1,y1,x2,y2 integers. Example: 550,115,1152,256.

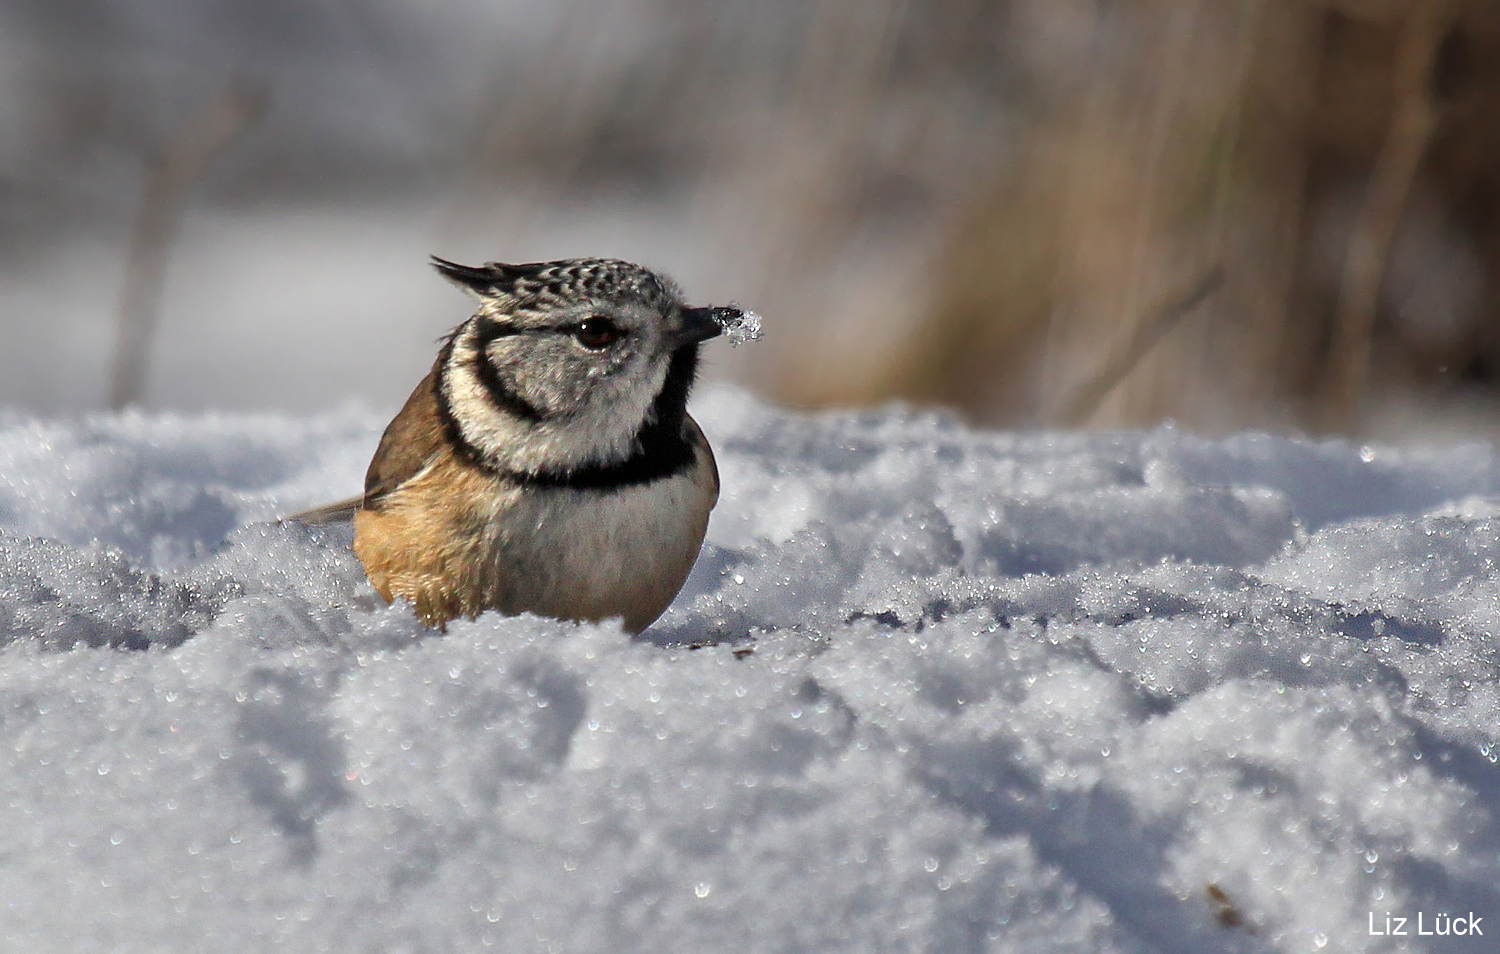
669,306,727,350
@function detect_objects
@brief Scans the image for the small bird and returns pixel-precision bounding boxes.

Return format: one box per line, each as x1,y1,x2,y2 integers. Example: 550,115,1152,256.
289,256,737,633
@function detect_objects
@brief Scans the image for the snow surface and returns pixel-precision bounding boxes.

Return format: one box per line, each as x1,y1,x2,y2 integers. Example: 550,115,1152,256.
2,389,1500,953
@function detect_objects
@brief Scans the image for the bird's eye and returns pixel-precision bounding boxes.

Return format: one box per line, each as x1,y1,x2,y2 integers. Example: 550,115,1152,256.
573,317,624,350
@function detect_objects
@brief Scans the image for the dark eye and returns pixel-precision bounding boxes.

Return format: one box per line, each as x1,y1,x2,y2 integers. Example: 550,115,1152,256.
573,317,624,350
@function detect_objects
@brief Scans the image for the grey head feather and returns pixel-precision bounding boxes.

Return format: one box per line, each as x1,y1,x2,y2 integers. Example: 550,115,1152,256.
431,256,707,476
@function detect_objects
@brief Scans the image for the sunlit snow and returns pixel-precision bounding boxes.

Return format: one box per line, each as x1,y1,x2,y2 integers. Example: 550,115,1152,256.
2,388,1498,953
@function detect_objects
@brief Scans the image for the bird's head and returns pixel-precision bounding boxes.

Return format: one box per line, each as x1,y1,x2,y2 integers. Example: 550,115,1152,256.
432,257,724,477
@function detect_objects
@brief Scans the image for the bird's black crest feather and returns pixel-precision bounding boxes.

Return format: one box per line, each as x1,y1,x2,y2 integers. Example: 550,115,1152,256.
430,256,500,290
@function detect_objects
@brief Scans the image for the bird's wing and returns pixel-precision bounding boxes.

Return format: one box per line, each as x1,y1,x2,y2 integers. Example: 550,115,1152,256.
281,358,448,524
685,413,719,502
361,359,448,508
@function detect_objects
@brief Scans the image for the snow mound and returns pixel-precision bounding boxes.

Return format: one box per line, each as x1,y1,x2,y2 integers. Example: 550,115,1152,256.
2,390,1498,953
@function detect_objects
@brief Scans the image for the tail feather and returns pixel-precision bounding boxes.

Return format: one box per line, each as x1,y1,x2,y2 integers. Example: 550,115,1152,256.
280,494,363,525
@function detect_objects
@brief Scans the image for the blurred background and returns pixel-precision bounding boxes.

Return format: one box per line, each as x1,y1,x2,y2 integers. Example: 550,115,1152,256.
3,0,1500,439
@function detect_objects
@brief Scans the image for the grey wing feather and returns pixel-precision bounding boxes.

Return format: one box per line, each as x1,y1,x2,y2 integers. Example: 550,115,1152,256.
685,413,719,501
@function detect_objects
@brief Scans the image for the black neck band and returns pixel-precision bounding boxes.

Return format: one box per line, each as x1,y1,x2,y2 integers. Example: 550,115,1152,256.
436,342,703,491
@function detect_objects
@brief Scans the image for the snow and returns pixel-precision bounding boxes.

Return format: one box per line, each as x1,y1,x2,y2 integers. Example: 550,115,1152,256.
2,389,1499,953
715,304,764,346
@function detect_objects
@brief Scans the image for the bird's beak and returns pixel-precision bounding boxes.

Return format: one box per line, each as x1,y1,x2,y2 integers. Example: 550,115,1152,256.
669,306,725,350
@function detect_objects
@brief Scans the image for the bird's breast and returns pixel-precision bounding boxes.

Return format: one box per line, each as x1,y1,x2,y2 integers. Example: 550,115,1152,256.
353,441,716,632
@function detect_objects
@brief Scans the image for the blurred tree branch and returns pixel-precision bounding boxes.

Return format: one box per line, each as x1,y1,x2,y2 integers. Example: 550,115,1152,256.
109,82,267,410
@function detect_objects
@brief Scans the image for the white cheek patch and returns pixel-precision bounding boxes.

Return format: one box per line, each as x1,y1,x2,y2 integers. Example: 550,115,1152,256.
443,344,532,463
444,330,674,474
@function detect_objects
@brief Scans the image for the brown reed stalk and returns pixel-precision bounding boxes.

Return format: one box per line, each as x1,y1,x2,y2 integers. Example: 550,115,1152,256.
1324,0,1457,430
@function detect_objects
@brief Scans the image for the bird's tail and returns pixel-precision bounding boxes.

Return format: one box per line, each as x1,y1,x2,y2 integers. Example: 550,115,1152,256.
280,494,363,525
